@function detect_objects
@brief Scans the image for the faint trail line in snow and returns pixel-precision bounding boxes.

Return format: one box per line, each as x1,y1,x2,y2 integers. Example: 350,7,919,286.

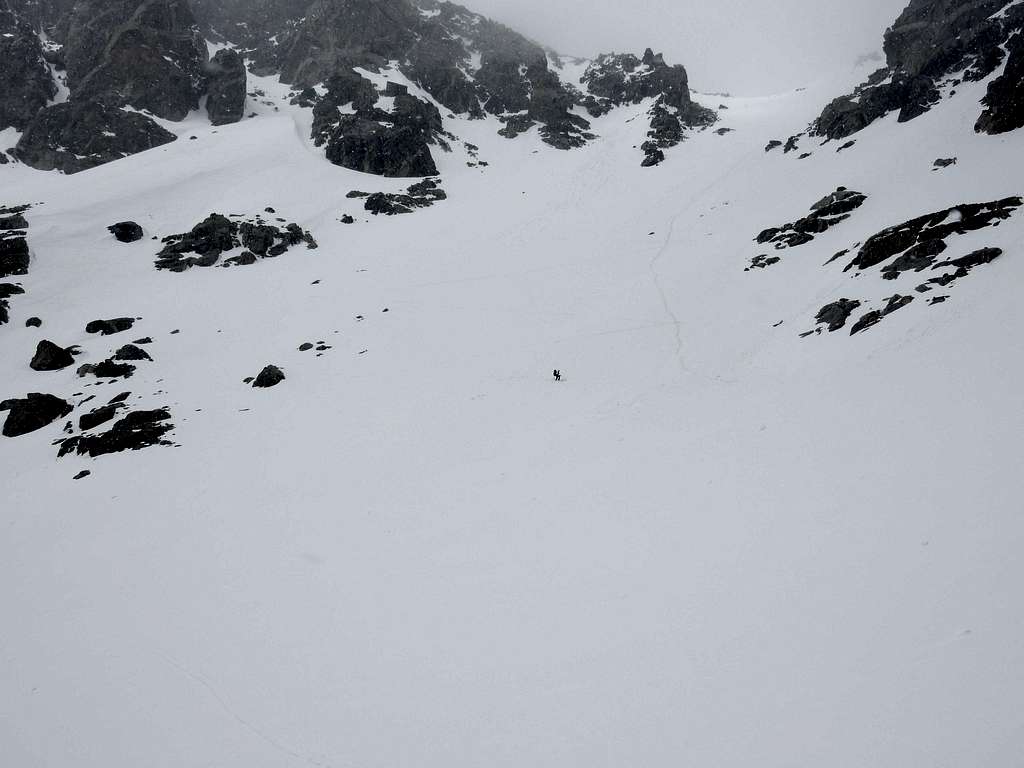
649,215,687,376
156,652,343,768
647,146,763,385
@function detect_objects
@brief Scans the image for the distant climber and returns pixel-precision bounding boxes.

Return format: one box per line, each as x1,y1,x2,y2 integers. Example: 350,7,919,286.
553,369,562,382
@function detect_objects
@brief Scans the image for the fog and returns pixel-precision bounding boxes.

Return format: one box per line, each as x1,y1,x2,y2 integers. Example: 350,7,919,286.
464,0,908,95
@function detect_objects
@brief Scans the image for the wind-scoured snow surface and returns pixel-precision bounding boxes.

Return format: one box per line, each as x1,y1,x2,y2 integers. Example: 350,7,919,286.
2,63,1024,766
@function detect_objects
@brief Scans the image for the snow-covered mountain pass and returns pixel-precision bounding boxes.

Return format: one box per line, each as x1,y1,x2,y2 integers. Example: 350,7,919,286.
2,56,1024,768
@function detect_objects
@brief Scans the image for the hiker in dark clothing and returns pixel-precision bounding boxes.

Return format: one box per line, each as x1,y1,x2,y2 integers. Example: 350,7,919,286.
553,369,562,382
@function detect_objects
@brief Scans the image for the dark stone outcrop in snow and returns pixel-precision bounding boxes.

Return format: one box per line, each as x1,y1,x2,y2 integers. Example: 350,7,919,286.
755,188,867,250
156,213,318,271
849,294,915,335
1,284,26,325
814,0,1024,140
30,339,76,371
113,344,152,362
1,392,72,437
352,178,448,216
108,221,145,242
59,408,174,457
580,48,716,166
78,358,136,379
0,7,57,131
814,299,861,332
1,232,30,279
252,364,285,388
13,101,177,173
86,317,136,335
205,47,246,125
845,197,1021,272
1,204,32,324
324,94,444,177
78,403,121,432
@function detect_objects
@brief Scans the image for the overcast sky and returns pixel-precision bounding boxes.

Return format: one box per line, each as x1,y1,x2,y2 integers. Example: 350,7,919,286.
464,0,907,95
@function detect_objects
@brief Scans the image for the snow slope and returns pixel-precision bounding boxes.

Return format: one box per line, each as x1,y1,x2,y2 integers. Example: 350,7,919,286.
2,62,1023,767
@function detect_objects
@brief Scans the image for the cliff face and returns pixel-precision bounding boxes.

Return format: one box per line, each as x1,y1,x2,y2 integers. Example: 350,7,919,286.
814,0,1024,140
65,0,207,121
5,0,714,174
0,6,57,132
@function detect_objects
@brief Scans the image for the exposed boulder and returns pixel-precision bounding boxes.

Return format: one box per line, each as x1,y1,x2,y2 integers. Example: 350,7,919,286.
1,392,72,437
13,101,177,173
85,317,136,335
29,339,75,371
205,47,246,125
0,7,57,131
108,221,145,242
78,358,136,379
113,344,152,361
253,364,285,388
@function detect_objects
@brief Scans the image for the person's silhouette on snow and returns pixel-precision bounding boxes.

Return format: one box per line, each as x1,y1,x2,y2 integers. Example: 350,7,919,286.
553,369,562,382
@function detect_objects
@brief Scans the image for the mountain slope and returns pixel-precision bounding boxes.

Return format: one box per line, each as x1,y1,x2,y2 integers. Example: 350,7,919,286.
2,2,1024,767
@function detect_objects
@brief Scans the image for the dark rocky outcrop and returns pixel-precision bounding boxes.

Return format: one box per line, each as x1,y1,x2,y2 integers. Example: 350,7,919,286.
1,392,72,437
113,344,152,361
108,221,145,242
59,408,174,456
64,0,207,121
814,299,861,332
976,25,1024,134
307,70,446,177
1,231,30,278
30,339,75,371
1,284,26,325
78,403,121,431
156,213,317,271
755,188,867,250
1,204,32,324
85,317,136,335
849,294,915,335
581,48,715,166
814,0,1024,140
913,247,1005,292
354,178,448,215
13,101,177,173
845,197,1021,272
205,47,246,125
78,358,136,379
0,7,57,132
253,364,285,388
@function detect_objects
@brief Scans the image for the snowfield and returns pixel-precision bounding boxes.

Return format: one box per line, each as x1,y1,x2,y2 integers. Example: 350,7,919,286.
2,61,1024,767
